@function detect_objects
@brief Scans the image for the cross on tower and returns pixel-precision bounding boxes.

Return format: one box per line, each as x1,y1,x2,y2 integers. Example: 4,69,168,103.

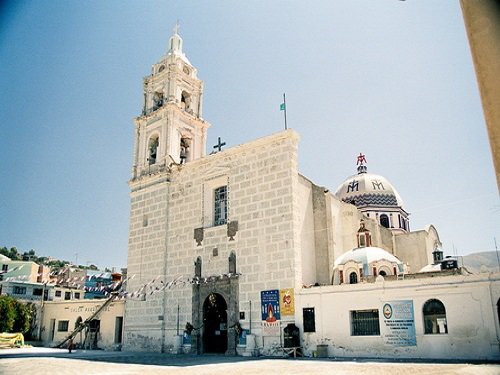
213,137,226,152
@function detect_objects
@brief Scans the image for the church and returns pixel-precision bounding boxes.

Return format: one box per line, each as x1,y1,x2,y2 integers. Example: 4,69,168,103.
122,29,500,360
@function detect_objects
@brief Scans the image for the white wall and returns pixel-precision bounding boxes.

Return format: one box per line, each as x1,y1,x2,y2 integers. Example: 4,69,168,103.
296,273,500,360
41,299,125,350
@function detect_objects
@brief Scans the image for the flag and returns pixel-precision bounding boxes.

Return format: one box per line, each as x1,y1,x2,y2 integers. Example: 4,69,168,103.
280,102,286,111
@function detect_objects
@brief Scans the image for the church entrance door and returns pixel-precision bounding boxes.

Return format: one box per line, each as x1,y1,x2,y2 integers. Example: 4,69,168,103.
203,293,227,353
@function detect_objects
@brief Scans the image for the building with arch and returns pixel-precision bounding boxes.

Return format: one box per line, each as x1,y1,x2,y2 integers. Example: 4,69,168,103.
123,29,500,360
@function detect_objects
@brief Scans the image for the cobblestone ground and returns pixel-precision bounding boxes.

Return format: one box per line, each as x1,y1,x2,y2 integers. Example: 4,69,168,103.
0,348,499,375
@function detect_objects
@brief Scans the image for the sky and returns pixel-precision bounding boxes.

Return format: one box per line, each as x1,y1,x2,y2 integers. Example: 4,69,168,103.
0,1,498,271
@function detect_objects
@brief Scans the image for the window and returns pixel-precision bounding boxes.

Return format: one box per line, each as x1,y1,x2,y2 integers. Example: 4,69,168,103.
359,235,365,247
380,214,390,228
214,186,228,226
55,290,62,297
351,309,380,336
33,288,43,296
58,320,69,332
2,264,8,272
152,91,164,111
13,286,27,295
75,292,81,299
180,138,190,164
64,291,71,300
423,299,448,334
303,307,316,332
181,91,192,111
148,136,159,165
349,272,358,284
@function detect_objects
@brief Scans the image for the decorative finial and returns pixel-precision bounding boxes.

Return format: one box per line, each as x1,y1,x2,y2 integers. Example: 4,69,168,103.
356,153,367,174
173,21,180,35
356,153,367,166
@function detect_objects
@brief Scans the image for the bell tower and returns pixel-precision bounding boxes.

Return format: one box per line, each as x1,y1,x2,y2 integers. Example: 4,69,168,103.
131,25,210,179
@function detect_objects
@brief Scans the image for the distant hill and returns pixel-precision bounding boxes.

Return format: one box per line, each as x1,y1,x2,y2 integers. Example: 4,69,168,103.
460,251,500,274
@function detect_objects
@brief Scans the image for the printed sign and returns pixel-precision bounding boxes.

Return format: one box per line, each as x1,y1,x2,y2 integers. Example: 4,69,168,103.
261,320,280,336
279,288,295,316
381,300,416,347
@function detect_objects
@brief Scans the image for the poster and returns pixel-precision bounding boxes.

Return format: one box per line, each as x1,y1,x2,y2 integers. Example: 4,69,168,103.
261,290,280,336
279,288,295,316
381,300,416,347
261,290,280,321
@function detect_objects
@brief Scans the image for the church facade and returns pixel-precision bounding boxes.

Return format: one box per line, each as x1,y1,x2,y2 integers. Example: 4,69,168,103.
123,30,500,360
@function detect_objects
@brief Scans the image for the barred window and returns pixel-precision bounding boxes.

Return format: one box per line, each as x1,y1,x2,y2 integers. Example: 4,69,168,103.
58,320,69,332
351,309,380,336
214,186,227,226
55,290,62,297
13,286,27,295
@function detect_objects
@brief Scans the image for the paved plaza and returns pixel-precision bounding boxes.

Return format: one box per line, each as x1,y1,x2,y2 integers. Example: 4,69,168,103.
0,347,499,375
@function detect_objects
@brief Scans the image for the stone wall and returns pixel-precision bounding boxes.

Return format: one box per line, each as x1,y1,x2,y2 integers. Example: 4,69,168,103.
124,130,302,351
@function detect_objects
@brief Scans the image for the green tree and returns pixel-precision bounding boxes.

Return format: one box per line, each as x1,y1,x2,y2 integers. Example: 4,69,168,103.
0,296,33,334
0,296,16,332
0,246,21,260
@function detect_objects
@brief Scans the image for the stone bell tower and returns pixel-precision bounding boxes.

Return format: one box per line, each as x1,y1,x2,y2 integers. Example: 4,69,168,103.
131,24,210,180
124,26,211,352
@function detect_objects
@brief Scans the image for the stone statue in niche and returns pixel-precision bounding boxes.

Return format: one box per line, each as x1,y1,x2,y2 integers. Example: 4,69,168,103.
228,252,236,274
194,257,202,277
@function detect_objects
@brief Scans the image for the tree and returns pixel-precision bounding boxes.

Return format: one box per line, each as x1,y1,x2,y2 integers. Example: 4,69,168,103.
0,247,22,261
0,296,16,332
0,296,33,334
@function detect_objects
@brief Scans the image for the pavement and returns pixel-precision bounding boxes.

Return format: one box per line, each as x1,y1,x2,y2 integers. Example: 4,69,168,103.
0,347,499,375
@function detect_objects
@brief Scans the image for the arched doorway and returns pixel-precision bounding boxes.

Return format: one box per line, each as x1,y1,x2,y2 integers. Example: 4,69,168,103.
203,293,228,353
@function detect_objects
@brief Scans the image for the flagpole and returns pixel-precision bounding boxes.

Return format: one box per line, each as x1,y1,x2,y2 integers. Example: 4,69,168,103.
283,93,287,130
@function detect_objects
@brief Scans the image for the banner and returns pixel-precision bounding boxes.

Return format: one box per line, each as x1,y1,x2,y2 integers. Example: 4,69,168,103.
279,288,295,316
381,300,416,347
261,290,280,321
261,290,280,336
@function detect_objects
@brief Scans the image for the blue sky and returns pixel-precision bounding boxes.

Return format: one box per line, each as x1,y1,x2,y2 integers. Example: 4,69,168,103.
0,1,498,270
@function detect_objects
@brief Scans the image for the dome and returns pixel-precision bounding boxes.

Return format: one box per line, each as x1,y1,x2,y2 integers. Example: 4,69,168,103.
335,155,410,232
334,172,404,208
334,246,403,268
333,246,405,283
